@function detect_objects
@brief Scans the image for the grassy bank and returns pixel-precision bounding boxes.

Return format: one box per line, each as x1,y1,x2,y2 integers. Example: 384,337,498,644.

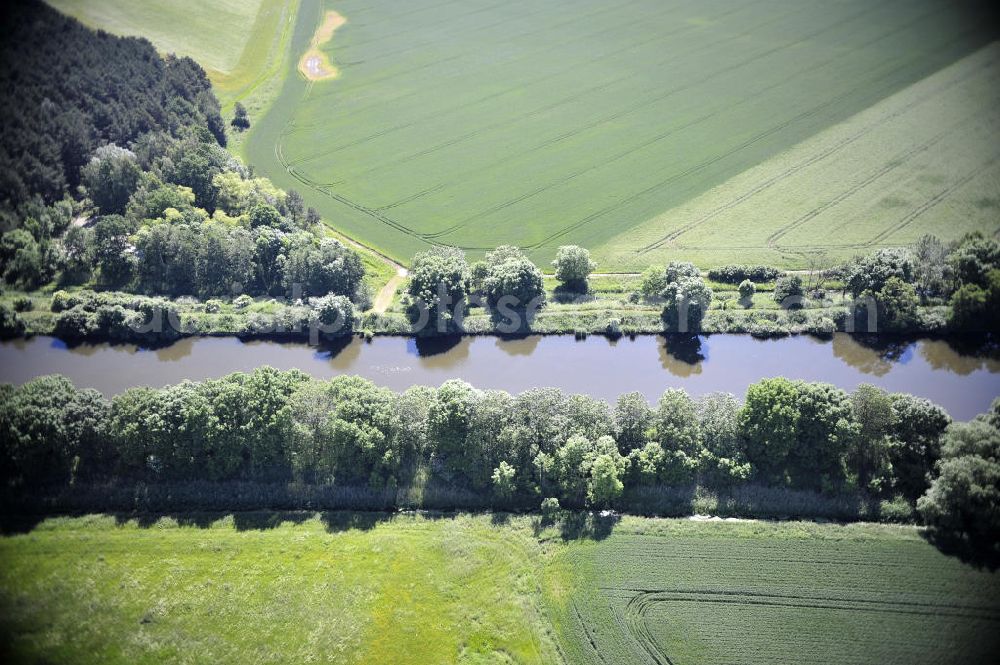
1,512,996,664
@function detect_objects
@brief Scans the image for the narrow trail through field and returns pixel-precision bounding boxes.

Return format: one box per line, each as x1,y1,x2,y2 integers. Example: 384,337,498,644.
372,267,408,313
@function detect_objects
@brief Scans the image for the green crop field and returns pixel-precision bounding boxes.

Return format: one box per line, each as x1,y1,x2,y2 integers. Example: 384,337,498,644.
2,514,998,664
612,42,1000,269
550,518,1000,664
242,0,999,269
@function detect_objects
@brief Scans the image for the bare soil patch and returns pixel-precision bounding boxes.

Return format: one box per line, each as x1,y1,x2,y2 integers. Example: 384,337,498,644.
297,10,345,81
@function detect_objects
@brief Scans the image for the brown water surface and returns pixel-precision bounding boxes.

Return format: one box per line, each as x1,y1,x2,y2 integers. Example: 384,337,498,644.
1,334,997,419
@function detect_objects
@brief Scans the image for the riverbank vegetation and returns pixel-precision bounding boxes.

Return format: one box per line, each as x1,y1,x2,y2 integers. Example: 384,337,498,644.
2,229,997,343
377,234,1000,337
3,370,998,561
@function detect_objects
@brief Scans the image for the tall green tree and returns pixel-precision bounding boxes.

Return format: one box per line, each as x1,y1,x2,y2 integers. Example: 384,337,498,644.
918,420,1000,563
80,145,143,215
738,378,800,482
92,215,137,287
613,392,652,453
850,384,894,492
888,394,950,501
551,245,595,292
407,247,470,333
482,245,545,311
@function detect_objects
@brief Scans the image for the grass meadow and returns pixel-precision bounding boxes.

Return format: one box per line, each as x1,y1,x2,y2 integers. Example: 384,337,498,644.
244,0,998,269
0,513,562,664
1,513,997,664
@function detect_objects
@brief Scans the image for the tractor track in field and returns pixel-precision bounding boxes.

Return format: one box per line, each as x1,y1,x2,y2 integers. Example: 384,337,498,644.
286,0,732,170
293,0,760,184
510,2,911,252
521,15,977,254
867,152,1000,245
266,0,995,273
636,47,1000,255
288,0,623,169
763,125,956,248
421,1,949,245
378,1,832,239
764,96,1000,249
279,0,945,262
573,601,614,665
611,588,1000,665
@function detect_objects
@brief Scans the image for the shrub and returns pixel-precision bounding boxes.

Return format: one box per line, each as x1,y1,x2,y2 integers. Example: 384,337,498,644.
311,294,356,338
806,316,836,337
233,294,254,310
639,266,667,301
95,304,132,339
53,306,97,339
231,102,250,131
552,245,595,291
205,299,223,313
738,279,755,307
845,248,914,297
878,496,915,523
606,318,622,338
50,290,74,312
12,296,33,312
541,497,561,517
948,270,999,331
0,303,25,338
708,265,783,283
746,318,788,338
773,275,805,309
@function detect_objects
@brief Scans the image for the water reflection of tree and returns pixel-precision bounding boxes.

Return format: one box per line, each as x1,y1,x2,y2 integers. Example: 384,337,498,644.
152,338,196,362
412,335,470,364
658,335,704,377
918,336,1000,376
62,337,145,358
315,335,363,369
62,339,104,358
831,334,913,376
494,334,542,357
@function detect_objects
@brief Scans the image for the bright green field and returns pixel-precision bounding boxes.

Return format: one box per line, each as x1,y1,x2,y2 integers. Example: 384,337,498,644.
0,513,562,664
2,514,998,664
244,0,999,269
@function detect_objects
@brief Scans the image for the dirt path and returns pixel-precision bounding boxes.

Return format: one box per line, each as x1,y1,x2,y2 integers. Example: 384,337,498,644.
373,267,408,313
